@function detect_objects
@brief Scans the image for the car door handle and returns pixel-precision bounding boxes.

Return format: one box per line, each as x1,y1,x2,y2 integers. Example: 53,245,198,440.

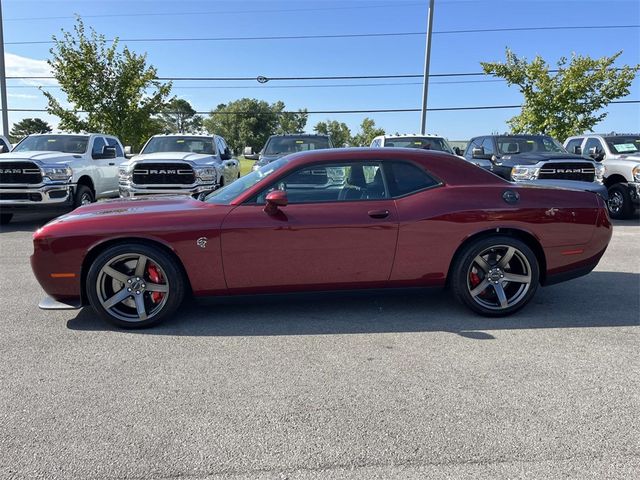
108,162,115,166
368,209,390,219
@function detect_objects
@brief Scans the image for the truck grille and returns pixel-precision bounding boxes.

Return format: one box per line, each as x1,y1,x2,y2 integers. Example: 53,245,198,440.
0,162,42,184
538,162,595,182
131,163,195,185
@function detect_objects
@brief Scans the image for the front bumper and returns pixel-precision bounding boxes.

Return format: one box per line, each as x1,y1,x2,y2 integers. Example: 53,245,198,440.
626,181,640,206
0,183,74,210
119,182,216,199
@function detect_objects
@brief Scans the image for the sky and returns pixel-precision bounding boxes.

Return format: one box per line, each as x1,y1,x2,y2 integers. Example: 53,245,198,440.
2,0,639,141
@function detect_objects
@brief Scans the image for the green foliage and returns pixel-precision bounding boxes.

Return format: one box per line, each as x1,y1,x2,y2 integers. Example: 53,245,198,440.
273,101,308,134
42,17,172,150
481,49,640,140
350,117,385,146
203,98,307,153
158,98,203,134
10,118,52,142
314,120,352,147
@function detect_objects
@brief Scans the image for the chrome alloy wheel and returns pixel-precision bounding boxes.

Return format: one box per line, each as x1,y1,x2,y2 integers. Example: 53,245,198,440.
466,245,532,311
95,253,170,322
607,190,624,215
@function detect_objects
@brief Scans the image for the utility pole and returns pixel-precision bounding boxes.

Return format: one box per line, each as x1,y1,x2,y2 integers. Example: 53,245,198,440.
0,0,8,138
419,0,435,134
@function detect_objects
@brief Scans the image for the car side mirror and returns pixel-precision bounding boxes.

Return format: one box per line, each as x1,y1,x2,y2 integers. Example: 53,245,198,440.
102,145,117,159
588,146,604,161
244,146,259,161
264,190,288,215
472,146,489,159
572,145,582,155
124,145,132,155
453,147,462,156
0,145,6,153
220,148,232,160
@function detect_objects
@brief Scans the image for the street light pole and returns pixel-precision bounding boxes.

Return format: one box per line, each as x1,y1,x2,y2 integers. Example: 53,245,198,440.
0,0,8,138
419,0,435,135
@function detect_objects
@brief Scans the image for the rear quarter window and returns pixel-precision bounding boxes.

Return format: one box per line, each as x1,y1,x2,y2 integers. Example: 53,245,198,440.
387,161,439,197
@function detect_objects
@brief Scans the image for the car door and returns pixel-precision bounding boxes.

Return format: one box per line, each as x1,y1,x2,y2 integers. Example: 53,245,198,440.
90,136,119,197
216,136,237,183
104,137,124,196
220,161,399,291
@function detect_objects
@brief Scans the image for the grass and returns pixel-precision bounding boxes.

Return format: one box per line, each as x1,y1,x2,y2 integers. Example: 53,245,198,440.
239,156,255,177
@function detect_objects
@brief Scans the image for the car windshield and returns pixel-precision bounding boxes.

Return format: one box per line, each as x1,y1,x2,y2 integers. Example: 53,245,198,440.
605,136,640,154
141,137,215,155
496,136,566,155
205,157,290,205
384,137,454,154
13,135,89,154
263,136,330,155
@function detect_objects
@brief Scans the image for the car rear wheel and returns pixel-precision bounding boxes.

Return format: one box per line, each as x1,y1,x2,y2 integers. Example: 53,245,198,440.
86,243,186,328
0,213,13,225
607,184,633,219
451,236,539,316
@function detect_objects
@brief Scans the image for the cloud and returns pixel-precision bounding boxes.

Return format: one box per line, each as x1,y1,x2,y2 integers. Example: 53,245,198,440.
5,52,57,86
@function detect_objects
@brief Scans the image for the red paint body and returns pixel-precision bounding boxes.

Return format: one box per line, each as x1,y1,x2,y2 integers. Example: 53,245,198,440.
31,149,612,304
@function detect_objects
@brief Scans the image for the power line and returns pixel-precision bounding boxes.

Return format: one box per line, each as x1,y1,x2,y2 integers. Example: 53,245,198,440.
7,100,638,115
6,25,639,46
2,2,424,21
7,67,628,82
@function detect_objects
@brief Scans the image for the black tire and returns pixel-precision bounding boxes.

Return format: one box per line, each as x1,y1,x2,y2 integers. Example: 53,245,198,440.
607,183,634,219
86,243,186,328
0,213,13,225
74,185,94,208
451,236,539,317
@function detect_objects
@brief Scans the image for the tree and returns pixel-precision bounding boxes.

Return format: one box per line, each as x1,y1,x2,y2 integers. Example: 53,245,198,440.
158,98,203,134
351,117,385,146
481,49,640,140
314,120,352,147
42,17,172,150
203,98,279,154
10,118,52,141
273,101,308,134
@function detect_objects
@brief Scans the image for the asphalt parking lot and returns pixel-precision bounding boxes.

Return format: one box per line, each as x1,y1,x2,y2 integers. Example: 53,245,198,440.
0,212,638,480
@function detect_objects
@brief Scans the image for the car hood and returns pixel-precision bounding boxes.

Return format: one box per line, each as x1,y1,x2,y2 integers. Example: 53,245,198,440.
0,151,82,165
127,152,217,164
499,152,590,165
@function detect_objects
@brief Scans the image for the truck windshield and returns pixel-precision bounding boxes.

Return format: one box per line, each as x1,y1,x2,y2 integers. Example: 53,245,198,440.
13,135,89,154
263,136,330,155
605,136,640,154
496,136,566,155
142,137,215,155
383,137,454,154
205,157,290,205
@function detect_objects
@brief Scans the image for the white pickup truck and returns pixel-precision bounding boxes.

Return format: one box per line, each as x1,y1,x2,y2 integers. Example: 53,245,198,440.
564,133,640,219
0,133,124,225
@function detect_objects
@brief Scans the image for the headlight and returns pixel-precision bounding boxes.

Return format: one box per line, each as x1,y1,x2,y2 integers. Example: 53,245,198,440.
633,165,640,183
510,166,540,182
194,166,217,182
595,163,605,183
118,166,131,182
42,165,72,181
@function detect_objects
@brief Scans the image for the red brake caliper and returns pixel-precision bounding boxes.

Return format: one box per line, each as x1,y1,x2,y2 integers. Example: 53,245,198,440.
469,270,481,288
147,264,164,303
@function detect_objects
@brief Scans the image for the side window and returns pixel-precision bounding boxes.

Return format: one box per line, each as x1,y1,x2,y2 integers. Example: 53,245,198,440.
105,137,123,157
481,137,495,155
584,138,604,155
565,138,583,155
371,139,381,148
91,137,107,158
387,161,439,197
254,162,387,204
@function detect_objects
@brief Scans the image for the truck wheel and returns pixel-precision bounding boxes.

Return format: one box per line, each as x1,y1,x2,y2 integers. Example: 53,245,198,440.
451,236,539,317
74,185,94,208
0,213,13,225
607,184,633,219
86,243,186,328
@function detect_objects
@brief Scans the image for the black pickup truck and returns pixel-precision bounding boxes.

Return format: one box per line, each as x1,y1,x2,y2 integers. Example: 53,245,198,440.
464,134,604,184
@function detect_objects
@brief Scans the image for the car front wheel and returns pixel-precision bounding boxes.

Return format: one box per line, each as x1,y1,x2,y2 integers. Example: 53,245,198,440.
86,243,186,328
607,184,634,219
451,236,539,316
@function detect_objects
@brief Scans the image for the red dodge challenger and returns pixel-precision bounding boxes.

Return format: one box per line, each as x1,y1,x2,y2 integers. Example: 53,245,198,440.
31,148,612,328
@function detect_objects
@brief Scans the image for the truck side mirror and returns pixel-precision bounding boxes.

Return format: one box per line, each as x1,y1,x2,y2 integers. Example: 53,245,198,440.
572,145,581,155
102,146,117,159
588,147,604,161
243,146,259,161
124,146,132,155
472,146,487,159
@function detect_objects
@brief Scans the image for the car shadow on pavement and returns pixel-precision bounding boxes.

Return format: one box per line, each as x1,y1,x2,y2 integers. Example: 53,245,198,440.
66,271,640,340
